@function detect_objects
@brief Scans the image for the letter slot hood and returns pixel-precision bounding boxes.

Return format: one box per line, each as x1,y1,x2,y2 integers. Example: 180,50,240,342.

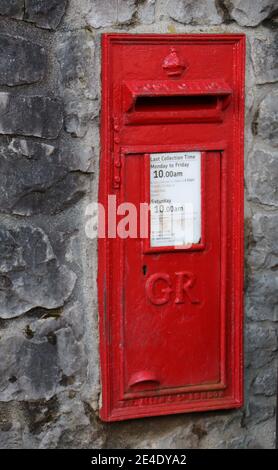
123,79,232,124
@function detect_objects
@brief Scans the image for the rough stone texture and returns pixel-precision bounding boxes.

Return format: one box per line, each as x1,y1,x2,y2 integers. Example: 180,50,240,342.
87,0,137,28
0,306,89,401
0,224,76,318
255,93,278,147
138,0,156,25
24,0,67,30
0,34,46,86
249,212,278,274
0,93,63,139
251,32,278,84
56,30,98,138
245,324,277,353
168,0,223,25
247,148,278,206
0,138,90,216
0,0,24,20
0,334,60,399
223,0,278,27
245,242,278,325
0,0,67,29
253,367,277,397
0,0,277,451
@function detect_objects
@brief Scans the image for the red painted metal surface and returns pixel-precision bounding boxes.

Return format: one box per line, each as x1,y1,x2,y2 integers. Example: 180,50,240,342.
98,34,245,422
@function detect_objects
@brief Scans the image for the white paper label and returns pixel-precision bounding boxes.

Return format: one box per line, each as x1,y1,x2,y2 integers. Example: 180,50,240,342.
150,151,201,248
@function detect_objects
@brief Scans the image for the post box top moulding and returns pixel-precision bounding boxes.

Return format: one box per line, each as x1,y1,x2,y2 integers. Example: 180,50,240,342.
101,32,246,42
101,33,246,70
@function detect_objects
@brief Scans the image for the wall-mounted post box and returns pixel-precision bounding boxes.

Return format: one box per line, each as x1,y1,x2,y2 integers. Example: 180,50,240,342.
98,34,245,422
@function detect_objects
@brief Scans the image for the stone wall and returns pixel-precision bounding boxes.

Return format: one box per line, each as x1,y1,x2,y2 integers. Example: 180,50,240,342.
0,0,277,449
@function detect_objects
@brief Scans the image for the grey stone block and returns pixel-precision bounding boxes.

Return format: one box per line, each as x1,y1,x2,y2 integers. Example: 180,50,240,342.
256,93,278,148
0,34,46,86
0,139,89,216
245,323,277,353
0,224,76,318
249,212,278,272
247,400,275,425
252,212,278,247
24,0,67,30
247,149,278,206
0,334,59,400
247,270,278,311
253,367,277,397
87,0,136,28
138,0,156,25
0,93,63,139
56,30,98,137
223,0,277,27
0,0,24,19
168,0,223,25
251,32,278,84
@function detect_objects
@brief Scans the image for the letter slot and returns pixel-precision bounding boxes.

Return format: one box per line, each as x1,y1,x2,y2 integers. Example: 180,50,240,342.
123,79,232,124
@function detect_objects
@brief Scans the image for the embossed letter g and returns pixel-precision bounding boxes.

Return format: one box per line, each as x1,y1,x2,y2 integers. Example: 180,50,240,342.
145,273,173,305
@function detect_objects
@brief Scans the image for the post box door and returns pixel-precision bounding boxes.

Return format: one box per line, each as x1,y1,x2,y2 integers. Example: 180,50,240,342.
123,150,222,395
98,34,245,422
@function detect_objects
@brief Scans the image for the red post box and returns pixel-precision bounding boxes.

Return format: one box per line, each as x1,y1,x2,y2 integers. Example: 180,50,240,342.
98,34,245,421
